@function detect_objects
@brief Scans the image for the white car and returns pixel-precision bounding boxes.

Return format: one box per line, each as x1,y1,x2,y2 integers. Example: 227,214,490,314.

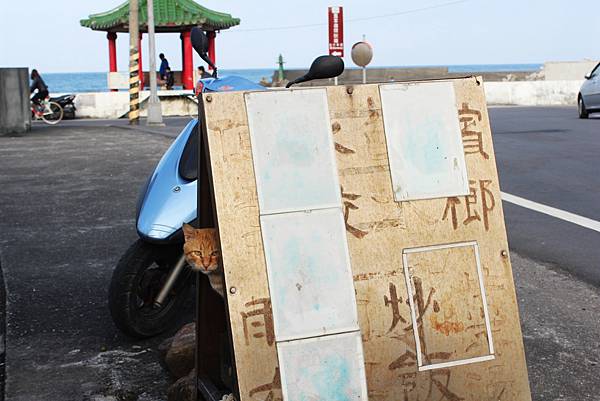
578,62,600,118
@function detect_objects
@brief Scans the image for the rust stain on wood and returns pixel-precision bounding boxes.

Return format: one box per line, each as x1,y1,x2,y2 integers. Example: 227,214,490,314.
335,142,356,154
331,121,341,133
429,314,465,336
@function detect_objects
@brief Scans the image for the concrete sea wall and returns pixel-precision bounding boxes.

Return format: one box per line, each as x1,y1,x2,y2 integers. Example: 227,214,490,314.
484,80,582,106
74,90,198,119
278,67,542,85
73,79,583,119
544,61,598,81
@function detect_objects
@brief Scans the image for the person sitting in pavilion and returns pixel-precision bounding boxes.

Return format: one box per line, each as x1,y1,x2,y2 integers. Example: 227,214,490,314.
165,67,175,90
159,53,170,81
197,66,211,79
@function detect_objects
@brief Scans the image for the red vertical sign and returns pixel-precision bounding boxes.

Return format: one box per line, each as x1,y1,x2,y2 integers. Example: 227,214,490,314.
328,6,344,57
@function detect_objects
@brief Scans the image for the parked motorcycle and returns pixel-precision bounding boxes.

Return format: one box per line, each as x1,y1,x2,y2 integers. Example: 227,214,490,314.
108,29,345,339
50,94,76,119
108,76,263,338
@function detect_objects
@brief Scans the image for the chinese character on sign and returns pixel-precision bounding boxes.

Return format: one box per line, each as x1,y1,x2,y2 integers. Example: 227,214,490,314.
442,179,495,231
341,187,368,239
384,282,407,333
458,102,489,159
328,7,344,57
387,278,461,400
249,367,282,401
240,298,275,346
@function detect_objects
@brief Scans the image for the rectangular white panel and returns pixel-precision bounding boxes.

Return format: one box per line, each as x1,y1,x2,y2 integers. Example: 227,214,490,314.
379,82,469,201
402,241,495,371
245,89,341,215
277,332,368,401
260,208,359,341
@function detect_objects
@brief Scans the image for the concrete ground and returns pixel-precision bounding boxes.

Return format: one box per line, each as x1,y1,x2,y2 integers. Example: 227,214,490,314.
0,109,598,400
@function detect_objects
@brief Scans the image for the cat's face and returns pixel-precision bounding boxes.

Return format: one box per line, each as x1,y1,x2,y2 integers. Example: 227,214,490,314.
182,224,220,273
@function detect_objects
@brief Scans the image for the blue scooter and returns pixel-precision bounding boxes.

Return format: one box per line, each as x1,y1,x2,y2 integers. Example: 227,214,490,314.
108,30,345,338
107,76,264,338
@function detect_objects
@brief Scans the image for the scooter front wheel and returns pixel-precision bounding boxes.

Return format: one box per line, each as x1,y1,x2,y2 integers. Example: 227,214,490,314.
109,239,192,338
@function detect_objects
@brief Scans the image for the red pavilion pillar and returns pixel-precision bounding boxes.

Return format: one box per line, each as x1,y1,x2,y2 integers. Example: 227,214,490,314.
138,33,144,90
180,32,185,83
207,31,216,70
107,32,118,92
181,30,193,89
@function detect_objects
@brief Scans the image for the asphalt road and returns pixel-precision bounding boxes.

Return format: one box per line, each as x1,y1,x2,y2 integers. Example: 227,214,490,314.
0,124,180,401
489,106,600,286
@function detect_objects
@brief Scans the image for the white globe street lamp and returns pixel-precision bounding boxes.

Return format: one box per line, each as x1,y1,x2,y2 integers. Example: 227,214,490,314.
351,39,373,84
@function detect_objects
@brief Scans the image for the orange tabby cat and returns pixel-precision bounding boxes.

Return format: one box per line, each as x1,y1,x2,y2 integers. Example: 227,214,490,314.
182,224,224,297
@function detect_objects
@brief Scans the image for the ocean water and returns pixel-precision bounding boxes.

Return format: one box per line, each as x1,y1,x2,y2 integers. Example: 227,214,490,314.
42,69,274,93
42,64,542,93
44,72,109,93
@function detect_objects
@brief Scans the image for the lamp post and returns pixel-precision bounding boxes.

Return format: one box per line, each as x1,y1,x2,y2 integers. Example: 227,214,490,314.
351,36,373,84
146,0,163,125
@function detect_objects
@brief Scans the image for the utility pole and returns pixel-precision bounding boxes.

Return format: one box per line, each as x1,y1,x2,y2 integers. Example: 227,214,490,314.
128,0,140,125
146,0,163,125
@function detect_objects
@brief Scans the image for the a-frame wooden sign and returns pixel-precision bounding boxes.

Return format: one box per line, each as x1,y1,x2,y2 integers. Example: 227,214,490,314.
194,77,532,401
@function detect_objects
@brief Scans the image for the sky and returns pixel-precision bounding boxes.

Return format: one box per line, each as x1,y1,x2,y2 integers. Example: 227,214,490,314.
0,0,598,73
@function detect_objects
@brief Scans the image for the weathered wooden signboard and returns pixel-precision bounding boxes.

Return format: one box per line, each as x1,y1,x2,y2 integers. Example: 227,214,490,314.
200,77,531,401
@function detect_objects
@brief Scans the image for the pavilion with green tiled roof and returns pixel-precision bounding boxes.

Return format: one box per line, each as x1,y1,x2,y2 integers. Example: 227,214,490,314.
81,0,240,89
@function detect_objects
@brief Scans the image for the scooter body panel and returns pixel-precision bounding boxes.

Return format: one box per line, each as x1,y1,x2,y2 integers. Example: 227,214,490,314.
137,119,198,242
135,75,264,244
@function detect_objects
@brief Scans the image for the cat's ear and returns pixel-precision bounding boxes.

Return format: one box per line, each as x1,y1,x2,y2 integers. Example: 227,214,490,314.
182,223,195,241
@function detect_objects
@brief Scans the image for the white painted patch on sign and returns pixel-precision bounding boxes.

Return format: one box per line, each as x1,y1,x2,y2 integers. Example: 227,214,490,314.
245,89,341,215
245,89,367,399
379,82,469,201
260,208,359,342
277,331,368,401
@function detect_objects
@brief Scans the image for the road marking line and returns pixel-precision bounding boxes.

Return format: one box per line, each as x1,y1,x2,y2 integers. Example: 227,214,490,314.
501,192,600,233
